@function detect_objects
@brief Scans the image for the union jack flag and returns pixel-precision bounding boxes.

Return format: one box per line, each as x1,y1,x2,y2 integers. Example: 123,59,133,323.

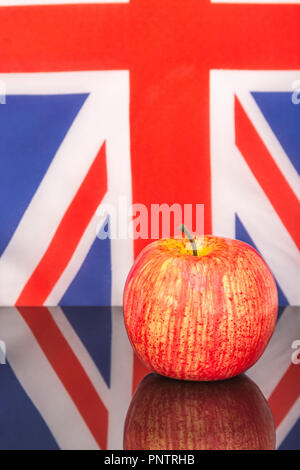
0,0,299,449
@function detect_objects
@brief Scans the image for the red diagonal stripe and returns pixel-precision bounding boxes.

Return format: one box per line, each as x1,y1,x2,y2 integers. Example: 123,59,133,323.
268,363,300,428
17,307,109,449
235,97,300,249
16,142,107,306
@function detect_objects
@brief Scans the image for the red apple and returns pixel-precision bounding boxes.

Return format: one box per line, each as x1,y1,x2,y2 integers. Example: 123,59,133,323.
123,373,276,450
123,234,278,380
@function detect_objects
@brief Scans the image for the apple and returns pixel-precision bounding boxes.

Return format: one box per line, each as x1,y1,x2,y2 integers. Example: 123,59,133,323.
123,230,278,381
123,373,276,450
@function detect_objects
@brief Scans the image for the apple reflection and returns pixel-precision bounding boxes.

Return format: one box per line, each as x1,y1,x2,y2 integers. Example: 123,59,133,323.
124,373,275,450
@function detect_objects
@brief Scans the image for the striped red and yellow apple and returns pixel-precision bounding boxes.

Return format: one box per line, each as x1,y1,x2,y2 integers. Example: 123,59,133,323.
124,373,276,450
123,231,278,381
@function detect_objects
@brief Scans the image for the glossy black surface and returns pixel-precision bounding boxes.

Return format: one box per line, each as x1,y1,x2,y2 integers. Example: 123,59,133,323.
0,306,299,450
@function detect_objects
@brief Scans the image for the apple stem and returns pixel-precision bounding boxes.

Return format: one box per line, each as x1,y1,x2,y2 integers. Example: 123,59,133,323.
178,224,198,256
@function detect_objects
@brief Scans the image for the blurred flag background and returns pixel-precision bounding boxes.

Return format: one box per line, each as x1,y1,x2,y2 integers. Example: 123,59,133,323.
0,0,298,450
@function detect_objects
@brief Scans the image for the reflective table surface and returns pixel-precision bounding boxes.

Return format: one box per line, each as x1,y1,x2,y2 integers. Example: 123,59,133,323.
0,306,299,450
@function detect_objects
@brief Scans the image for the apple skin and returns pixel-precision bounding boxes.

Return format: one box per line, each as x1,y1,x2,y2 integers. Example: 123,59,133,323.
123,236,278,381
124,373,276,450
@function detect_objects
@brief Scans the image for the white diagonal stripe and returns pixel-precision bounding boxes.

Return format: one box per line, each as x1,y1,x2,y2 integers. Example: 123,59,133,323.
0,71,132,306
210,70,300,305
45,71,133,306
237,87,300,201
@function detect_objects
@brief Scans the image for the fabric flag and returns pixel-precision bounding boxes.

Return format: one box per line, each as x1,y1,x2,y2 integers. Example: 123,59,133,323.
0,1,298,307
0,0,299,449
